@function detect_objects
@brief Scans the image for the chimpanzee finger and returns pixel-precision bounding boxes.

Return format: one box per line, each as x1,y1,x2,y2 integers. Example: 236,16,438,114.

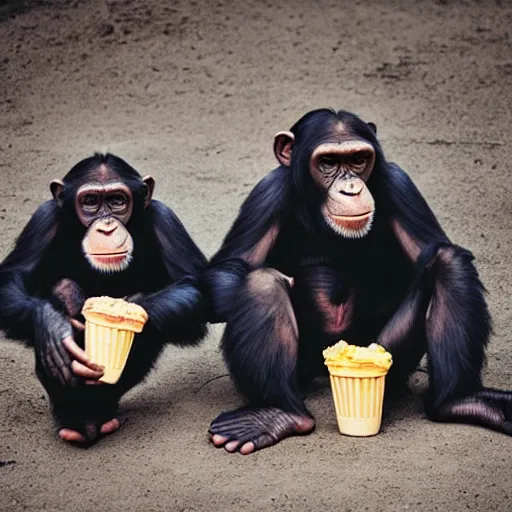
47,342,74,385
37,345,51,376
62,336,103,372
56,335,76,370
124,292,144,304
42,347,61,381
70,318,85,331
56,336,85,386
71,360,104,380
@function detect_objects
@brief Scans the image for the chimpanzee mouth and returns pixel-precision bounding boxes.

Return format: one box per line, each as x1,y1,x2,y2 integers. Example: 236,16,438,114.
324,210,374,239
85,251,133,273
90,251,129,256
329,212,373,220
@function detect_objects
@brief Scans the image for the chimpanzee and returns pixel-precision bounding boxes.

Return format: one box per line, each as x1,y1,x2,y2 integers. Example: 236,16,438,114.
0,153,207,444
206,108,512,454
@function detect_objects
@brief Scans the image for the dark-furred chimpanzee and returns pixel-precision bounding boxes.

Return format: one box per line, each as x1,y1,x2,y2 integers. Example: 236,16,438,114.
207,108,512,454
0,153,207,444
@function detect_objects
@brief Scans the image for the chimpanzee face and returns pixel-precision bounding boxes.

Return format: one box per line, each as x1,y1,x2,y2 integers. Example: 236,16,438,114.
51,164,154,273
310,138,376,238
76,182,135,272
274,121,377,239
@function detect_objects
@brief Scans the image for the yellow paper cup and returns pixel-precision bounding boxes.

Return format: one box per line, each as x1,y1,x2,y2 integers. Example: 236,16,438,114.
326,365,388,437
82,297,148,385
84,321,136,384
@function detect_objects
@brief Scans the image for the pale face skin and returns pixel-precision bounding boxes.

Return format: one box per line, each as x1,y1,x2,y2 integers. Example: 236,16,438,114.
310,140,376,238
76,183,135,273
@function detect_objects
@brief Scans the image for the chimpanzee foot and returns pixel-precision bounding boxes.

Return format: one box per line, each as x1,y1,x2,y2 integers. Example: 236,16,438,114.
58,418,120,444
209,407,315,455
431,388,512,435
58,428,87,443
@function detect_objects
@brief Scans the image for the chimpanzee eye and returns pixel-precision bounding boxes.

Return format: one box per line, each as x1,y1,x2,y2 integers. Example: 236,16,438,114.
80,194,100,211
319,156,338,174
108,193,128,212
351,153,368,168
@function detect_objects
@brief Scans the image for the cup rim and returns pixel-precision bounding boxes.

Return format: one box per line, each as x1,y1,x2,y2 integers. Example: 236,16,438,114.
326,365,389,378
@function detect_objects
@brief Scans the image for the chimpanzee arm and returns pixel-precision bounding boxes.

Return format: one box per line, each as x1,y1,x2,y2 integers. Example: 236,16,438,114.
150,200,208,281
378,162,450,256
0,201,61,342
129,201,208,345
378,164,512,436
378,162,488,368
0,202,101,385
204,167,291,322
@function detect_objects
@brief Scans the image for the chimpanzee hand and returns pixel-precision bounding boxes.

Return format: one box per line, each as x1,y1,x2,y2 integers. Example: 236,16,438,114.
35,303,103,386
51,278,87,333
51,278,86,315
123,292,145,305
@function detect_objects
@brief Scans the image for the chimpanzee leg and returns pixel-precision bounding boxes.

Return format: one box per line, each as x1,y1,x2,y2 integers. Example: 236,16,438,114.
209,268,315,454
376,245,438,393
424,246,512,434
36,355,121,444
39,332,166,444
41,279,121,443
45,333,167,445
380,243,512,434
48,279,179,442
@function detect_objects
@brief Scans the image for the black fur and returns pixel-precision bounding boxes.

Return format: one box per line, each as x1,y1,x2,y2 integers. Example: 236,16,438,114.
0,153,207,442
204,168,290,322
208,109,511,452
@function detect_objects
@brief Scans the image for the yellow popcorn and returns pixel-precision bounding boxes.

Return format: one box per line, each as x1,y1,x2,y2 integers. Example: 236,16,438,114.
323,340,393,372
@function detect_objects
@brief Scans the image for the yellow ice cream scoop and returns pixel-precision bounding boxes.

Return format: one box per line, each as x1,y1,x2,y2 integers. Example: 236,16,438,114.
323,340,392,377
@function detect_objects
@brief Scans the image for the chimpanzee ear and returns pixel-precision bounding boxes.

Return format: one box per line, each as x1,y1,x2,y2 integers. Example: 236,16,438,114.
273,131,295,167
142,175,155,209
50,180,64,207
367,122,377,135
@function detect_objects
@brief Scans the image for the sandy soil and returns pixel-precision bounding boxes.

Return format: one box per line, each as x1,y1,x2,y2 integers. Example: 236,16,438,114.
1,0,511,510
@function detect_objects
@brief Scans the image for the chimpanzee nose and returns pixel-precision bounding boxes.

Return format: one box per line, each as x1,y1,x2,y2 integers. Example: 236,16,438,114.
339,181,363,196
97,224,118,236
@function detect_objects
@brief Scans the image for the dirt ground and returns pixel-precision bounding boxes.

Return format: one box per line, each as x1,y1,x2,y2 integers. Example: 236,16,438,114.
1,0,511,510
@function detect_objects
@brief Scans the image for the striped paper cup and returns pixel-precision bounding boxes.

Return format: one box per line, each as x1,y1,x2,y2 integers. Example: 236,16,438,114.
84,321,136,384
326,365,388,437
